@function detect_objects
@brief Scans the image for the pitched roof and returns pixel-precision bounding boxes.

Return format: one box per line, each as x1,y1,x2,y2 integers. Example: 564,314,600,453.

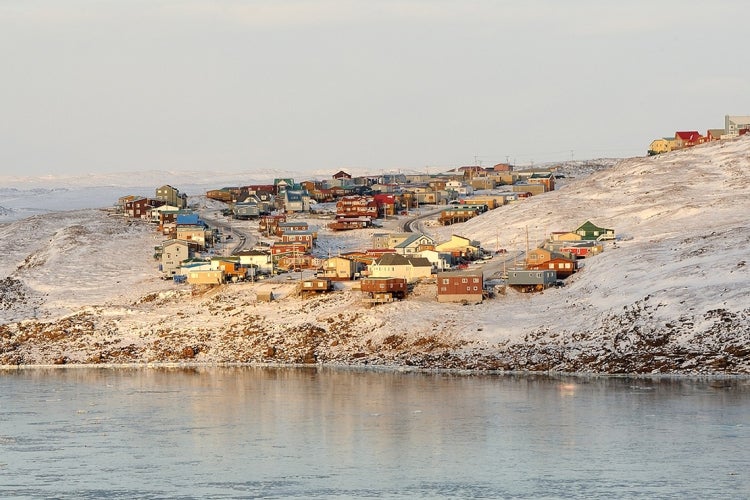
675,131,701,141
394,233,434,248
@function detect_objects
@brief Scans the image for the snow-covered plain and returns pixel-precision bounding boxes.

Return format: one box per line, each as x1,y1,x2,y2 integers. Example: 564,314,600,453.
1,138,748,373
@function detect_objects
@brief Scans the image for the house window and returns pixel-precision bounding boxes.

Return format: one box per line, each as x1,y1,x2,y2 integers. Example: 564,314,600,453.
473,278,479,283
461,278,468,283
442,279,449,284
549,264,555,269
473,286,478,291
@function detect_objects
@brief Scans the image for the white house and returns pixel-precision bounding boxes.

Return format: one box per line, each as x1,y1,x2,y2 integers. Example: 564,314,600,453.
367,253,433,283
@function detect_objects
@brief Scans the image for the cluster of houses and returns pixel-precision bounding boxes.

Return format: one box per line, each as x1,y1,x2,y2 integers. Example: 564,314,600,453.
116,169,614,306
648,114,750,155
202,165,559,225
504,220,613,294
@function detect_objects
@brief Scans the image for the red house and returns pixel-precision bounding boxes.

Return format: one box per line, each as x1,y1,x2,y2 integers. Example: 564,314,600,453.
674,131,704,149
336,195,378,219
373,193,398,217
437,272,484,304
125,198,164,219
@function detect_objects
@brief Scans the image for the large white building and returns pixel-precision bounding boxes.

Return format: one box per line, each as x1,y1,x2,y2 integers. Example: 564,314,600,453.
724,115,750,137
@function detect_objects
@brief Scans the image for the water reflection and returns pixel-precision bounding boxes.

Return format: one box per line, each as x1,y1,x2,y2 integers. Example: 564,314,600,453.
1,367,748,498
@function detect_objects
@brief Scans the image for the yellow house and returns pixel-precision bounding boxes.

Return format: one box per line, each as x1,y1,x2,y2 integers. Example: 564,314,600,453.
435,235,481,258
648,137,675,155
186,269,224,285
550,231,582,242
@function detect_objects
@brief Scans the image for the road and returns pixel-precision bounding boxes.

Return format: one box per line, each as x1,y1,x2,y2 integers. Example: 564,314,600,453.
198,209,255,255
402,208,443,233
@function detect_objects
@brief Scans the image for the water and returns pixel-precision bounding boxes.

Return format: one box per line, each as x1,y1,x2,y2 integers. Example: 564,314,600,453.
0,367,748,499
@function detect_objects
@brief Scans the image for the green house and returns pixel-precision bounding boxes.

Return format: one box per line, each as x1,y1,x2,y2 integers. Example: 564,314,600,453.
574,220,615,241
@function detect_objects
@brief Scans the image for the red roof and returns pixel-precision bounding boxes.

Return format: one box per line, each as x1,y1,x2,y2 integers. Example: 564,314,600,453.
675,131,701,141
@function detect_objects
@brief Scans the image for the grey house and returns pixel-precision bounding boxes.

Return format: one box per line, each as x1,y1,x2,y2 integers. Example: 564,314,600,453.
507,269,557,292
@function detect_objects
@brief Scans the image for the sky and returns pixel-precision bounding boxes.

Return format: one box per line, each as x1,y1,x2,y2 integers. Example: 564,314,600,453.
2,0,749,178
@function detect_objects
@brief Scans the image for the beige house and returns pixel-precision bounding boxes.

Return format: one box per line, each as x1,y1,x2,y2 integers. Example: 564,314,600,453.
435,235,481,259
648,137,675,155
320,256,359,280
367,253,433,283
550,231,582,242
156,185,187,209
186,269,224,285
160,239,193,277
176,225,210,250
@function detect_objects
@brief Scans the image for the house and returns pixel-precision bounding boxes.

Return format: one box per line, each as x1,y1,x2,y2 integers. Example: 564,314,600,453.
725,115,750,137
276,221,309,236
175,225,211,250
299,278,334,298
336,195,378,218
437,272,484,304
360,277,408,303
558,241,604,258
367,253,433,283
331,170,353,185
280,230,315,249
235,249,273,275
125,197,164,219
206,188,235,202
527,172,555,192
233,202,260,219
160,239,194,278
446,180,474,196
145,204,181,224
549,231,582,242
493,163,513,172
464,196,500,210
283,190,311,213
274,178,294,193
435,235,482,260
320,256,360,280
176,213,205,227
393,233,436,256
416,249,452,271
673,131,704,149
706,129,725,142
155,185,187,209
525,249,577,278
209,257,247,282
327,217,373,231
574,221,615,241
438,206,481,225
648,137,675,155
373,193,398,217
259,214,286,236
185,269,224,285
512,183,545,196
507,269,557,292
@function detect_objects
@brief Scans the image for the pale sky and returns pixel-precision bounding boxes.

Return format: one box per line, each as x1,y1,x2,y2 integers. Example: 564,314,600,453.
2,1,749,177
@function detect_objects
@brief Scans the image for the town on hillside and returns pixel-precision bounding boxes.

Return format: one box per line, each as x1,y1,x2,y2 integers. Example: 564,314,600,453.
647,114,750,155
114,163,616,306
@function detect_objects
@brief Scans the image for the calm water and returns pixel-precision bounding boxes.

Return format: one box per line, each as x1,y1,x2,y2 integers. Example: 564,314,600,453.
0,367,748,499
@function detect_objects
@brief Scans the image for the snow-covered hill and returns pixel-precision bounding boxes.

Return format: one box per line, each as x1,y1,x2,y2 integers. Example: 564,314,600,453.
1,138,748,373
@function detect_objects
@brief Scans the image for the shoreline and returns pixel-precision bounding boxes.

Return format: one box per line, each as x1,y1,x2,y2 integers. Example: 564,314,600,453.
2,361,749,380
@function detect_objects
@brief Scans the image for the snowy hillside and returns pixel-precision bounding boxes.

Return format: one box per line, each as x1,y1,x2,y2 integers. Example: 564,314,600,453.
1,137,748,373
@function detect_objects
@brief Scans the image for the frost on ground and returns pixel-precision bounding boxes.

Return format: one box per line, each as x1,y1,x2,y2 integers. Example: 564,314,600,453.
1,137,749,373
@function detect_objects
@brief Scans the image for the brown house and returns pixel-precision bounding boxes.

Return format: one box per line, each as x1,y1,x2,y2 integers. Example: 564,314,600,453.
299,278,334,298
437,272,484,304
125,198,164,219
